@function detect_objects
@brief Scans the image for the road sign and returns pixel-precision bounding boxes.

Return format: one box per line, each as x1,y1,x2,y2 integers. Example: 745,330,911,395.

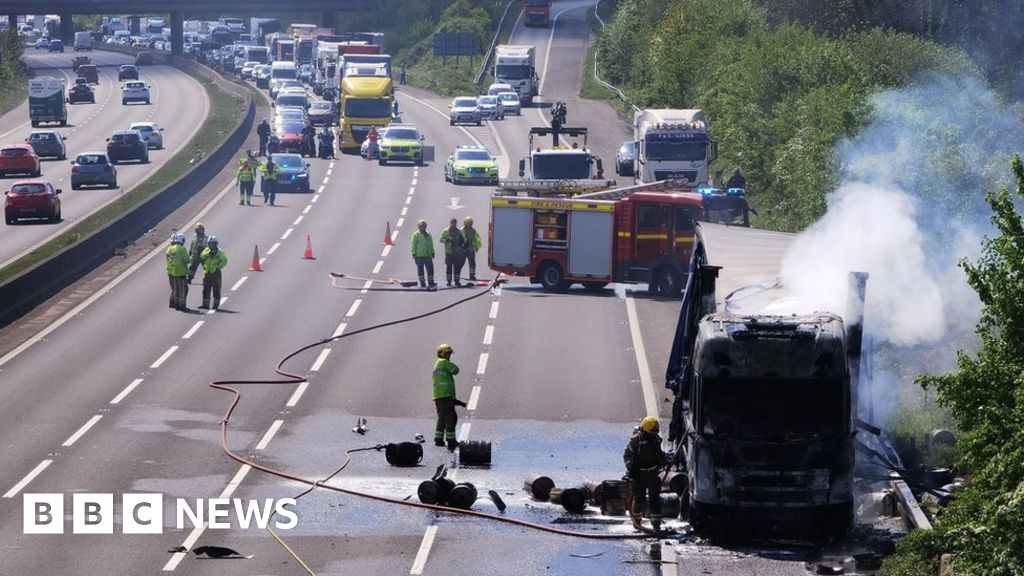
432,32,479,57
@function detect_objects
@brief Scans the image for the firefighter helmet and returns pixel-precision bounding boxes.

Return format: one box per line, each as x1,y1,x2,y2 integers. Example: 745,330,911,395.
194,222,204,232
640,416,659,434
436,343,453,358
418,219,427,227
464,216,473,226
207,236,219,246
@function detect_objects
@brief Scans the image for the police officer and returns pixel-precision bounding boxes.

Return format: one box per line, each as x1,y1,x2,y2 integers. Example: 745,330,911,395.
440,218,466,287
624,416,669,533
186,222,208,283
261,155,280,206
199,236,228,310
166,233,190,311
301,121,317,158
411,219,437,290
237,152,257,206
256,118,271,157
432,344,466,450
726,168,746,190
462,216,482,281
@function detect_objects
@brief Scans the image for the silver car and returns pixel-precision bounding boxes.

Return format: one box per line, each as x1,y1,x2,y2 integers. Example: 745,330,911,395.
496,91,521,115
476,95,505,120
26,131,67,159
129,122,164,149
70,152,118,189
448,97,482,126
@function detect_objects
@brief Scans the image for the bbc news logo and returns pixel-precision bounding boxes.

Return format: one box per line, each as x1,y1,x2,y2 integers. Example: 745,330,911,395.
23,494,298,534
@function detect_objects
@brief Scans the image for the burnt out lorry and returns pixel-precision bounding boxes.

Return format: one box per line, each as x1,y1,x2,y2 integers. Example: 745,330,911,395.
665,239,859,541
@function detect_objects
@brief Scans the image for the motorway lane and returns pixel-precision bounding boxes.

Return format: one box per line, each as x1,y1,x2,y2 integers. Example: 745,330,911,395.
0,49,209,267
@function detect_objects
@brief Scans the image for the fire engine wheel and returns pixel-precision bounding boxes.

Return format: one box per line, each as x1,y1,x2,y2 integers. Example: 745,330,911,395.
538,262,570,291
651,267,683,297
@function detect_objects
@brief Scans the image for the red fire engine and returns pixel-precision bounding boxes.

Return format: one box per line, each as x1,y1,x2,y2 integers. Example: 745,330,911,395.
488,184,703,295
524,0,553,27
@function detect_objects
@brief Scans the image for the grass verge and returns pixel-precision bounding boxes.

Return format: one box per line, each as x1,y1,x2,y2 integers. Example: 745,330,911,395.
579,5,633,120
0,66,245,284
0,70,28,116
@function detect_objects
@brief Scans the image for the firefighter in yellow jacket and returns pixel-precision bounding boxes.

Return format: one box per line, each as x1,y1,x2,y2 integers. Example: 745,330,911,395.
432,344,467,450
165,233,190,311
199,236,227,310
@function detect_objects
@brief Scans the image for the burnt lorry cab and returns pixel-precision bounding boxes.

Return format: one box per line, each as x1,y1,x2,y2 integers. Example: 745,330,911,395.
681,313,854,540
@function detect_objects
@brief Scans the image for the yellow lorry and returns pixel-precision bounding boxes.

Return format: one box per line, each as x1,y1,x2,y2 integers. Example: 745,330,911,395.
337,75,393,152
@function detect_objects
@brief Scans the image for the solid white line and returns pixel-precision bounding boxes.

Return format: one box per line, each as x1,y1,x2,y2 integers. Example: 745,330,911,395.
540,6,575,97
625,296,659,417
286,381,310,407
110,378,144,405
3,460,52,499
663,541,680,576
345,299,362,317
476,352,489,375
401,206,408,216
293,215,303,226
483,325,494,345
410,525,438,575
303,205,312,214
372,260,384,274
150,346,179,369
255,420,284,450
489,302,500,319
281,228,294,240
398,92,484,147
231,276,248,291
396,217,405,228
311,349,331,372
458,422,471,442
182,320,204,339
382,245,393,258
467,385,481,411
62,415,103,447
267,242,281,255
332,322,348,338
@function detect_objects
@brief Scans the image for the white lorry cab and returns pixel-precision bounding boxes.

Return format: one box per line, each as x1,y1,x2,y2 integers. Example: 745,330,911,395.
633,109,717,185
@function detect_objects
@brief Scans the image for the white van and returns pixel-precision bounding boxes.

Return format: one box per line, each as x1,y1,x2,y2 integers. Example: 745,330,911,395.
487,82,514,96
74,31,93,51
271,61,297,80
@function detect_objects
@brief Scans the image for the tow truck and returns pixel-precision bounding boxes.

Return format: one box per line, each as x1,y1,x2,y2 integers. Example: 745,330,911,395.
488,181,703,294
498,102,616,196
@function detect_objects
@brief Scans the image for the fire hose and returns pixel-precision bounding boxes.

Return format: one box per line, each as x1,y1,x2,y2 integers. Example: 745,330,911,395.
206,275,650,571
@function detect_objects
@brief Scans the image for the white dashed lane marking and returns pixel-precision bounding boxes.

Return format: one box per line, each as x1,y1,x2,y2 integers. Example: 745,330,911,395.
255,420,284,450
62,415,103,447
310,349,331,372
489,302,500,319
286,382,309,407
182,320,204,339
150,346,178,369
3,460,53,499
110,378,144,405
231,276,248,291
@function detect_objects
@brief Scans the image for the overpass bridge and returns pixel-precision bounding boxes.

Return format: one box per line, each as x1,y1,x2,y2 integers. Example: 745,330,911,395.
3,0,377,54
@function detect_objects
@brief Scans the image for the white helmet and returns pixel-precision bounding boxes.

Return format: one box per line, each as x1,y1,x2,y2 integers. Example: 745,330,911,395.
171,233,186,245
207,236,219,245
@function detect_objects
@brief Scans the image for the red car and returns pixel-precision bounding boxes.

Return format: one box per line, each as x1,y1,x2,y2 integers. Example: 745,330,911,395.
5,180,62,224
272,120,305,154
0,144,42,177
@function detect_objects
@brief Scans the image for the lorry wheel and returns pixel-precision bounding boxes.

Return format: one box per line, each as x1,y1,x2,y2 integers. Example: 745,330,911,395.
538,262,569,291
652,267,683,297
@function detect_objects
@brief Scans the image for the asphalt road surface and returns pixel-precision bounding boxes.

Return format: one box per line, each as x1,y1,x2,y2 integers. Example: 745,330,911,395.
0,48,209,267
0,6,880,576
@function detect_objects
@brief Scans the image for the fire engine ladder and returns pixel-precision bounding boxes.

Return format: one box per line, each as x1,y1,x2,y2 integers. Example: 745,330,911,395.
575,179,694,201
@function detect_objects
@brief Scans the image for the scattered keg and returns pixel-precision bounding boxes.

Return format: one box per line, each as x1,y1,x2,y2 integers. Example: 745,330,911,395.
659,493,680,519
458,440,492,467
599,479,630,516
447,483,479,510
523,474,555,501
549,486,590,514
417,477,455,505
662,471,687,495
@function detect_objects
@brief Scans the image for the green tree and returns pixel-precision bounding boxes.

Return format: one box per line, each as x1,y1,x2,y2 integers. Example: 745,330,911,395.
0,25,24,70
883,155,1024,576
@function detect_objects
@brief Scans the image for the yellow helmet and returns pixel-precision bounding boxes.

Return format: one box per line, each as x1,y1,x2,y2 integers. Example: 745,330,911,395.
436,343,453,358
464,216,474,226
640,416,659,434
194,222,204,231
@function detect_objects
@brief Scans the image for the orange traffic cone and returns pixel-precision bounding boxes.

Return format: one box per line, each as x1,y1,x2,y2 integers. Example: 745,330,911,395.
303,234,316,259
382,221,393,246
250,244,263,272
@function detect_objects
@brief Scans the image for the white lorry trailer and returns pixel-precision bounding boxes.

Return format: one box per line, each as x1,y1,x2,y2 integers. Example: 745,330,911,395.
28,77,67,127
493,45,538,106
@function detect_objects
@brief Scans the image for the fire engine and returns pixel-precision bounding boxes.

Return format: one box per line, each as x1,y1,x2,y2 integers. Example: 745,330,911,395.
488,182,704,295
523,0,553,27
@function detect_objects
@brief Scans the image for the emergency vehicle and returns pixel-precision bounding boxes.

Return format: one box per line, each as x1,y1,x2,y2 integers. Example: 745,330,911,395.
488,183,703,295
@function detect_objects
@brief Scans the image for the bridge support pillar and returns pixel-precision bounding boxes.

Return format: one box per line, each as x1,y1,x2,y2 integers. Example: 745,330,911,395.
321,11,338,31
170,12,183,56
129,16,140,36
60,13,74,43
